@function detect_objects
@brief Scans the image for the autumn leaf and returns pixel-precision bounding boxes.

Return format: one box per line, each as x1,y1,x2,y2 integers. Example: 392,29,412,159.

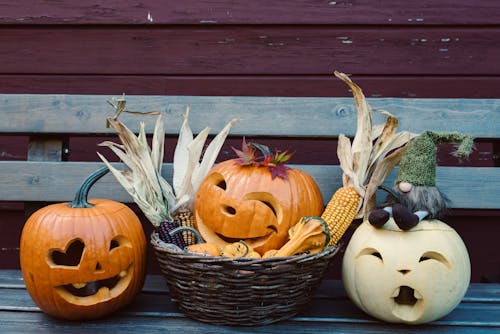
268,164,291,180
232,137,258,165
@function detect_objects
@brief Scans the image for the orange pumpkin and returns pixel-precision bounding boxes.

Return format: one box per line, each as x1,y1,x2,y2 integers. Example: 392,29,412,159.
194,142,324,255
20,167,147,320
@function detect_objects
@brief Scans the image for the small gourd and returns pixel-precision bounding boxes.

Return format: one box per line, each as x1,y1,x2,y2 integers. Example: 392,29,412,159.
274,216,330,257
220,241,250,258
186,243,222,256
262,250,279,258
246,249,262,259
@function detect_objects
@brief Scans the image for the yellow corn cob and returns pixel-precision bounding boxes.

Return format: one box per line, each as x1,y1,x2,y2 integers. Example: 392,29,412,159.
321,186,360,246
174,211,197,245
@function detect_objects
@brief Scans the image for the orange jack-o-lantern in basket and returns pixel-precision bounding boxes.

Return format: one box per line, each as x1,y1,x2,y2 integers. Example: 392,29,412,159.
194,141,324,255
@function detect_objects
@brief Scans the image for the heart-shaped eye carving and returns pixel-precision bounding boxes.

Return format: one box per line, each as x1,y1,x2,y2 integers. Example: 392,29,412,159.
49,239,85,266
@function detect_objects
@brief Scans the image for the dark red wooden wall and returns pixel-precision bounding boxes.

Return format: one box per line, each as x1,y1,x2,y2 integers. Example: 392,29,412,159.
1,1,499,282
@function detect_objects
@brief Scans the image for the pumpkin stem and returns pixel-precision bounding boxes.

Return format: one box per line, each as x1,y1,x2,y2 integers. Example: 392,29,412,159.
69,166,109,208
237,240,250,257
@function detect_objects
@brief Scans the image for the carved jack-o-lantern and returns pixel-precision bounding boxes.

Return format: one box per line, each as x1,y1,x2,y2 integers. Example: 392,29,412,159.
194,158,324,255
20,168,147,320
342,218,470,324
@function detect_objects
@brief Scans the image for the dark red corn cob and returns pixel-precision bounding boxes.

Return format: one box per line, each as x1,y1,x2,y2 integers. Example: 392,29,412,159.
157,221,186,249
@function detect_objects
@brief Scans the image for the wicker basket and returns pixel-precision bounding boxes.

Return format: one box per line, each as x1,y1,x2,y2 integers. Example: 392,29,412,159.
151,231,340,326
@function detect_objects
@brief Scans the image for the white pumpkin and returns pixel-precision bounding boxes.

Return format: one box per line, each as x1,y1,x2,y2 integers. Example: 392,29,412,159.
342,218,470,324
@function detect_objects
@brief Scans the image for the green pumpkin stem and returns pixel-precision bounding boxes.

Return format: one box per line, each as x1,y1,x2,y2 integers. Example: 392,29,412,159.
69,166,109,208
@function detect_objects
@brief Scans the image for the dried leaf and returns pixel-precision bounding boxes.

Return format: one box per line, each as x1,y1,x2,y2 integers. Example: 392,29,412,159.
97,153,135,195
362,145,408,218
151,113,165,174
99,117,173,225
369,111,399,170
368,131,416,177
173,106,194,195
191,118,238,193
99,98,236,225
98,142,137,171
337,135,359,191
332,71,417,220
175,127,210,202
334,71,373,186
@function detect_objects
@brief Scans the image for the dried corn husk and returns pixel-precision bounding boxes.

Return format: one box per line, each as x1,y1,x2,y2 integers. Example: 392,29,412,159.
172,106,238,213
98,97,237,227
333,71,416,219
98,114,174,225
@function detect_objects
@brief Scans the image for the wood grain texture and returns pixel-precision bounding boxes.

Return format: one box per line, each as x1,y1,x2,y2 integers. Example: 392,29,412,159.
2,75,500,98
24,136,64,219
1,1,499,25
1,95,498,137
1,27,499,75
0,161,498,209
0,272,498,332
0,311,496,334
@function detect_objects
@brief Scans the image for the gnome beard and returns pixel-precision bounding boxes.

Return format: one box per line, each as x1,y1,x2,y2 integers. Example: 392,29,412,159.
368,184,450,231
394,184,450,220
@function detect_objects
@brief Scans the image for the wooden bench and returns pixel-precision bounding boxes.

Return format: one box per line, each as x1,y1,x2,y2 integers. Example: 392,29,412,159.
0,94,499,332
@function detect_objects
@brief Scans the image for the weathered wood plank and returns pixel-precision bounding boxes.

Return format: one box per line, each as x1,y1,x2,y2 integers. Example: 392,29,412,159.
0,280,499,332
1,27,499,75
0,161,498,209
2,75,500,98
0,310,496,334
1,1,499,25
24,136,64,219
1,95,499,138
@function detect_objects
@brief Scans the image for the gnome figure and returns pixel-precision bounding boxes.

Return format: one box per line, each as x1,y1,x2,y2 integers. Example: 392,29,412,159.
369,131,474,230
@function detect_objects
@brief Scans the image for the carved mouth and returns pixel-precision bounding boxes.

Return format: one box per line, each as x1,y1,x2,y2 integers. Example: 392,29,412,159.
216,227,276,248
390,285,424,322
196,211,280,250
393,286,420,306
60,270,127,297
55,266,132,305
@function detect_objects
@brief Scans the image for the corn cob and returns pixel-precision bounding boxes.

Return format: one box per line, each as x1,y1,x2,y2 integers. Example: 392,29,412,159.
321,186,360,246
157,221,186,248
174,210,197,245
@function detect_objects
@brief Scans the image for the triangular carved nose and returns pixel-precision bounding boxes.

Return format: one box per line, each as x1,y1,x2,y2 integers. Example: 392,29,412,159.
398,269,411,275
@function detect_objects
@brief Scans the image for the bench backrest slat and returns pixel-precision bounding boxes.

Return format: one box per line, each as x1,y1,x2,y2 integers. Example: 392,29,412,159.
1,95,499,137
0,161,497,209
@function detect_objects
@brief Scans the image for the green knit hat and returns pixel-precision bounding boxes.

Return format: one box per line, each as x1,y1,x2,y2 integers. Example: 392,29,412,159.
396,131,474,186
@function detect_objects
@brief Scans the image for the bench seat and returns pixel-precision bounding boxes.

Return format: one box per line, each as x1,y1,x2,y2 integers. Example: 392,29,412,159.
1,270,499,333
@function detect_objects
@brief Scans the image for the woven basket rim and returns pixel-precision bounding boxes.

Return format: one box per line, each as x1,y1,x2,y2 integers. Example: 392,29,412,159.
150,231,340,265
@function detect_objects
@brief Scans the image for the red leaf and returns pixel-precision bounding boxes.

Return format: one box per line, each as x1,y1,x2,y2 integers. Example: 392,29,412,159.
269,164,290,180
232,137,257,165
